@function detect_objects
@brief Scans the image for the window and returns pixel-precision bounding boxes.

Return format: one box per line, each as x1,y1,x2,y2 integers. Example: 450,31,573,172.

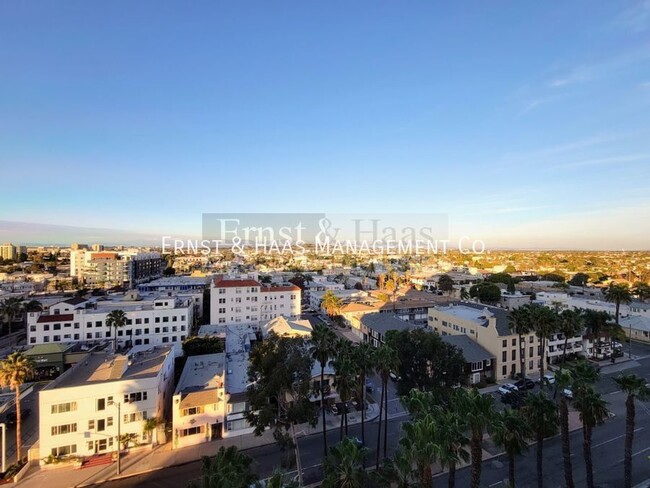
53,335,61,341
107,417,113,427
502,351,507,362
95,321,102,327
97,398,106,411
512,338,516,346
51,445,76,457
511,349,516,361
51,424,77,436
502,339,507,347
163,316,169,323
51,401,77,414
183,406,205,416
123,411,148,424
181,426,205,437
471,361,483,372
124,391,148,403
88,420,95,430
53,324,61,330
97,419,106,431
502,365,507,376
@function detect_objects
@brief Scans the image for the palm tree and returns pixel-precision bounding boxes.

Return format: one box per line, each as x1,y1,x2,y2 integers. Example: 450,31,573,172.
557,309,583,364
0,297,22,335
143,416,162,444
21,300,43,313
459,389,495,488
310,324,337,456
400,415,438,488
604,283,633,357
332,355,358,440
574,386,608,488
582,309,611,358
490,408,532,488
632,282,650,302
555,369,575,488
529,305,557,384
386,447,416,488
261,470,299,488
106,309,127,351
523,391,558,488
374,344,399,468
321,291,342,319
353,342,375,447
189,446,257,488
0,352,35,462
322,437,369,488
508,306,531,379
435,409,470,488
614,374,650,488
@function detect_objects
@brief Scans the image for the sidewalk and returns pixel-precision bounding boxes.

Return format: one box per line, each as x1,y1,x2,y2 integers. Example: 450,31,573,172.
17,403,380,488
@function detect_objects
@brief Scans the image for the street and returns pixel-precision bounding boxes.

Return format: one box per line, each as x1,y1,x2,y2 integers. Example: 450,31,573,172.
97,340,650,487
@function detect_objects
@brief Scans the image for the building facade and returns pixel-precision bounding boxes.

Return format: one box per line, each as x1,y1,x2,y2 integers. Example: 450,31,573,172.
38,344,176,464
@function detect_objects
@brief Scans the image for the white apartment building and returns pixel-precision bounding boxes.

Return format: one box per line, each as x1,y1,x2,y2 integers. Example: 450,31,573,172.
38,344,176,464
69,250,164,287
172,353,226,449
27,292,193,347
209,278,301,327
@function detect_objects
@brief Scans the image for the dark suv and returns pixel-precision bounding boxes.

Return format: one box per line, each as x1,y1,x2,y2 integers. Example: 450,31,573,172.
515,378,535,390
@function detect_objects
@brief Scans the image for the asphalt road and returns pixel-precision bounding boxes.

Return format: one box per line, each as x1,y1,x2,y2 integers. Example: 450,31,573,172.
99,341,650,488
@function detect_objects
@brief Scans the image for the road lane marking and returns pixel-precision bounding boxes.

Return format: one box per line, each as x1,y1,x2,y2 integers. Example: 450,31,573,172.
593,428,643,449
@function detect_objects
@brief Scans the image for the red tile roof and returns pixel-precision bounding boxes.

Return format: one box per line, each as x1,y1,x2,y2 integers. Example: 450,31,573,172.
91,252,119,260
37,314,74,323
263,285,301,293
213,279,262,288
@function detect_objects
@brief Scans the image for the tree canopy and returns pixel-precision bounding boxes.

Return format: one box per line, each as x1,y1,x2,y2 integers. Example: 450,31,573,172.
182,336,225,357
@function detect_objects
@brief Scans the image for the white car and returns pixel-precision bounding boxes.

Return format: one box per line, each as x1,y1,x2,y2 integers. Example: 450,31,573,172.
498,384,519,395
541,373,555,385
563,388,573,399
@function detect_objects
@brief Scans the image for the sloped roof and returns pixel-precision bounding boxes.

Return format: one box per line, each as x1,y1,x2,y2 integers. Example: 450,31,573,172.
37,314,74,323
262,316,313,337
441,334,494,363
360,313,414,335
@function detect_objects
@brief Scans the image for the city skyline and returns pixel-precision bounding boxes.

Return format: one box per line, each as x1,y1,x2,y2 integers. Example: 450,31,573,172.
2,1,650,249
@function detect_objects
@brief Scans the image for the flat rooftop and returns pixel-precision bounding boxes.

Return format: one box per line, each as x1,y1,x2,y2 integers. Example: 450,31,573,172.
46,344,174,390
436,305,492,324
175,353,225,394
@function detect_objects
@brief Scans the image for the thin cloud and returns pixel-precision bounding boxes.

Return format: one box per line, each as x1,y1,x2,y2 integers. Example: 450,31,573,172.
555,153,650,169
615,0,650,33
494,205,552,214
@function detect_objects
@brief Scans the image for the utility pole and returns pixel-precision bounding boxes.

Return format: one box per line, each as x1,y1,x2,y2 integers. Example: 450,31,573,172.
291,422,303,487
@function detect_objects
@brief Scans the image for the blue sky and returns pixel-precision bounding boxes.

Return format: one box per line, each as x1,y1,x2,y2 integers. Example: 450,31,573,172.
1,1,649,249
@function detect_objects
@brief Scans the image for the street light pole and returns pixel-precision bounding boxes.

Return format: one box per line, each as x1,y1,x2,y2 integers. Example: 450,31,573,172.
0,423,5,474
116,402,121,475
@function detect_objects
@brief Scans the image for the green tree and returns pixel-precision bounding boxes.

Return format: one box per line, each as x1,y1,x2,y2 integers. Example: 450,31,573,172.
143,417,162,444
508,306,531,379
0,352,35,461
385,328,466,396
555,369,575,488
189,446,257,488
106,309,127,351
435,409,469,488
557,309,584,364
469,282,501,305
310,324,337,456
400,415,438,488
568,273,589,287
613,374,650,488
322,437,369,488
374,344,399,468
490,408,532,488
574,387,609,488
0,297,22,335
528,304,557,385
437,274,455,294
581,309,611,354
632,282,650,302
182,336,224,356
523,391,558,488
604,283,633,357
458,389,495,488
353,342,376,447
332,352,358,440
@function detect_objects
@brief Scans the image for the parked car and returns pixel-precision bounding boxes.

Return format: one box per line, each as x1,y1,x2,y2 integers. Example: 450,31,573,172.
389,371,399,381
498,384,519,395
538,373,555,385
365,379,374,393
515,378,535,390
563,388,573,399
502,391,527,409
352,437,363,448
330,404,339,415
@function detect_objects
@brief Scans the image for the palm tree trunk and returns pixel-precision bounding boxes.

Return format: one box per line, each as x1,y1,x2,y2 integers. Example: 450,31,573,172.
360,370,366,446
15,389,22,462
583,424,594,488
539,338,545,387
448,462,456,488
562,335,569,364
508,451,515,488
624,395,635,488
383,377,388,460
376,380,385,470
424,464,433,488
536,430,543,488
321,367,327,457
560,398,574,488
339,407,344,441
519,333,525,379
470,431,482,488
344,409,348,437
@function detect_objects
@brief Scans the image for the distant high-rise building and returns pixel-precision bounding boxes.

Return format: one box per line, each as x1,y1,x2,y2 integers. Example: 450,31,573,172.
69,250,164,287
0,243,17,261
91,244,105,252
70,243,89,251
